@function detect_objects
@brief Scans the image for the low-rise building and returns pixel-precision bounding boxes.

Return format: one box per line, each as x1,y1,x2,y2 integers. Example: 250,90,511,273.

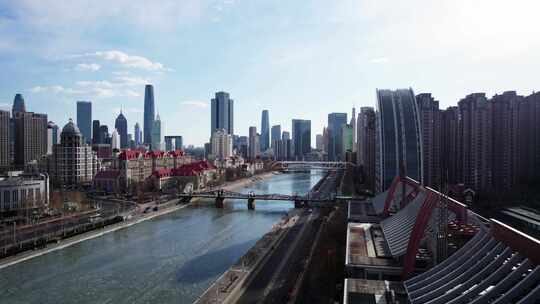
115,149,193,192
0,171,49,213
150,160,217,191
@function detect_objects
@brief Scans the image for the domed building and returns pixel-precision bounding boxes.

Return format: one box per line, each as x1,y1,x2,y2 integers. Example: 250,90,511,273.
41,119,98,186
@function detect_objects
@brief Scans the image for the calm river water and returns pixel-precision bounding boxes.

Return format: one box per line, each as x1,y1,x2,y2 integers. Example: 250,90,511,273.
0,171,322,304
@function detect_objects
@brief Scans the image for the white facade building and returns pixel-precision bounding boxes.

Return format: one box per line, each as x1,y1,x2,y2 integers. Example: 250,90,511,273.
0,171,49,212
211,129,233,160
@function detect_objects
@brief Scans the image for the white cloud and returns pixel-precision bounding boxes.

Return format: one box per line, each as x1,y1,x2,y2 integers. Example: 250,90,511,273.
30,85,84,95
70,50,169,72
180,100,208,108
369,57,389,64
0,102,10,109
75,63,101,71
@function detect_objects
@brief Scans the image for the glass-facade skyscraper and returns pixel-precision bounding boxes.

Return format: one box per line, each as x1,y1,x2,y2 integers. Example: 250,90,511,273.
292,119,311,160
210,91,234,136
260,110,270,151
327,112,347,161
271,125,281,149
144,84,155,146
76,101,92,144
115,111,128,148
375,88,423,192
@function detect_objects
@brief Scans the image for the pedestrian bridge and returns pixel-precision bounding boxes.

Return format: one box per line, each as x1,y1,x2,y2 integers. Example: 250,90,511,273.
271,161,352,171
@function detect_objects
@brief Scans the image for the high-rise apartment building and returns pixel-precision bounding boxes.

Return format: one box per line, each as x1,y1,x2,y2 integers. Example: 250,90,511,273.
115,111,128,148
327,113,347,161
271,125,281,149
416,93,441,189
76,101,92,144
458,93,492,192
375,88,423,192
292,119,311,160
518,92,540,184
211,129,233,160
13,111,48,168
47,119,98,186
211,91,234,136
152,114,161,150
440,106,460,186
144,84,155,146
248,126,260,160
490,91,521,191
357,107,376,191
260,110,270,151
0,110,9,170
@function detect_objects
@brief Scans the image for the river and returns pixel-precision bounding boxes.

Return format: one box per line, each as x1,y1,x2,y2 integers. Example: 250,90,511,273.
0,171,322,304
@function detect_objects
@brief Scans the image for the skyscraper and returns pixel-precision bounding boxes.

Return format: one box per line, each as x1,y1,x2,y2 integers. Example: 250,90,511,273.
357,107,376,191
315,134,324,151
92,120,101,144
0,110,9,169
134,123,142,146
292,119,311,160
375,88,423,192
282,131,291,161
211,91,234,136
351,107,357,153
76,101,92,144
248,126,260,160
144,84,155,146
260,110,270,151
164,136,183,151
48,119,97,186
12,94,48,168
489,91,521,191
47,121,60,155
458,93,491,192
327,113,347,161
342,124,353,154
271,125,281,149
12,93,26,116
416,93,441,188
152,114,161,150
99,125,109,144
115,111,128,148
440,106,460,186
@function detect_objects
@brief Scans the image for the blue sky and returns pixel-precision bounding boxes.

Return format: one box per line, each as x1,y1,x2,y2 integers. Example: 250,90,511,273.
0,0,539,146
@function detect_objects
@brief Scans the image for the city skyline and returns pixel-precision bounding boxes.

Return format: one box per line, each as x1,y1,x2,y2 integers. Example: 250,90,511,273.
1,1,539,146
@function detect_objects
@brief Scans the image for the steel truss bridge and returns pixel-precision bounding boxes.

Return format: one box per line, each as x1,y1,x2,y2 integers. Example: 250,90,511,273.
178,189,351,209
271,161,352,171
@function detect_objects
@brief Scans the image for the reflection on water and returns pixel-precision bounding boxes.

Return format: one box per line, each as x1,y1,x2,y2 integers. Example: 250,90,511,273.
0,171,322,304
